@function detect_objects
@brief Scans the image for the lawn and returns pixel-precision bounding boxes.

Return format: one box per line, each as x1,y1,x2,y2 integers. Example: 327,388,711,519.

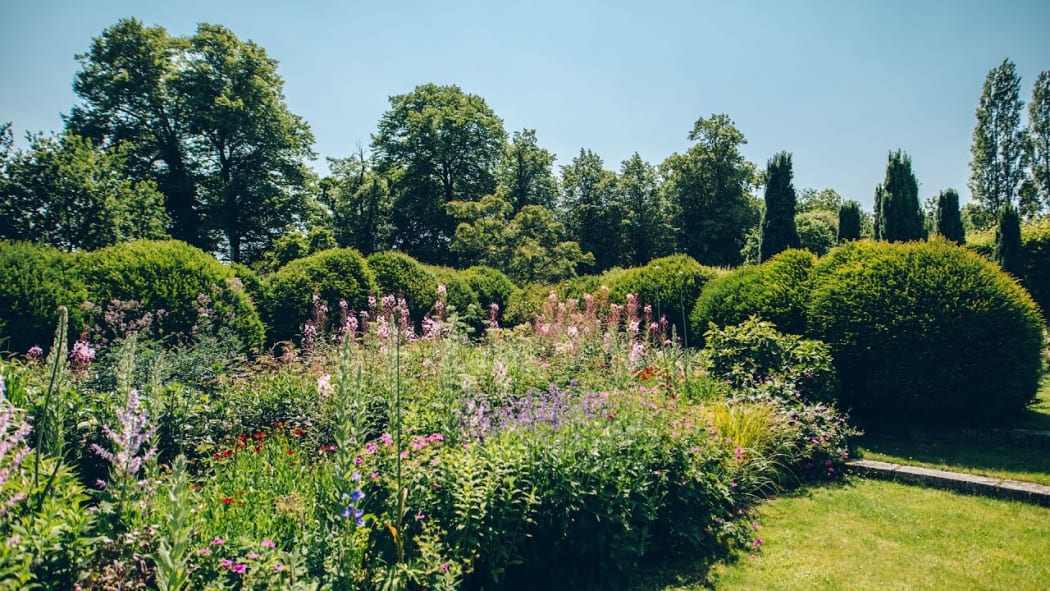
640,478,1050,591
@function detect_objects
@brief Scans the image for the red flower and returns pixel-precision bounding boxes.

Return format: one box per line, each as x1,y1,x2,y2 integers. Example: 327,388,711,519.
222,496,236,505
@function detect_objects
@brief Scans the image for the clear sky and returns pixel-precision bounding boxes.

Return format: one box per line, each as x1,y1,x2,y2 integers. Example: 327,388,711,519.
2,0,1048,210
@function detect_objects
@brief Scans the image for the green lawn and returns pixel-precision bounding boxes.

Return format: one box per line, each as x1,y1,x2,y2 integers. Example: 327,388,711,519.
639,478,1050,591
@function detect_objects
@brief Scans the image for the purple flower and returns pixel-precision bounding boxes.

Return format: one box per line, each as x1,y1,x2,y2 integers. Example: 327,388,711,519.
349,489,364,502
25,346,43,363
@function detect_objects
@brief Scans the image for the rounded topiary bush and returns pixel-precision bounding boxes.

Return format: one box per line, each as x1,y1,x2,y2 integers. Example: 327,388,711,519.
264,247,376,343
0,241,90,354
691,249,816,341
461,266,517,315
605,255,723,342
424,264,481,326
808,239,1045,426
1020,219,1050,318
81,240,265,350
367,252,441,323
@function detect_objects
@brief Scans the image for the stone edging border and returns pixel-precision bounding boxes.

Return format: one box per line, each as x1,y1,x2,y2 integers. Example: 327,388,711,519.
845,459,1050,507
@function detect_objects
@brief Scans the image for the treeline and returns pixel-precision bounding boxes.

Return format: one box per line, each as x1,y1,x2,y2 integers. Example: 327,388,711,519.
1,19,1048,282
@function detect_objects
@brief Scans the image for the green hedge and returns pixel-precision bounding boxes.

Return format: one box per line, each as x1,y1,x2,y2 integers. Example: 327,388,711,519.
424,264,482,328
264,248,376,343
691,249,816,340
366,251,442,324
461,266,517,321
808,239,1044,426
0,242,89,354
81,240,264,350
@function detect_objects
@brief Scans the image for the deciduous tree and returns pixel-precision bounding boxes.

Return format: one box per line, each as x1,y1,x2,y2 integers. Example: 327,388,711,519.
970,59,1026,214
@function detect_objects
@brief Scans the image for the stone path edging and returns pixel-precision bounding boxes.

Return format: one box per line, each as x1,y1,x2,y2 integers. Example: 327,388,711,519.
845,459,1050,507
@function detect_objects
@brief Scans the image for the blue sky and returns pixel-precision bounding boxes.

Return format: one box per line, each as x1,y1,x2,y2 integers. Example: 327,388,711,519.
2,0,1048,210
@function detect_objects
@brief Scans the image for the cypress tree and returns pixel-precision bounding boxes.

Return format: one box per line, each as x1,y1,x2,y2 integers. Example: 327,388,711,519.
878,150,924,242
934,189,965,244
759,151,800,261
994,203,1024,277
838,200,862,242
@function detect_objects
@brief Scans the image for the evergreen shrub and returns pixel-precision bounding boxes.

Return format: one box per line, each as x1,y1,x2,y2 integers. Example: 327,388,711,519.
691,249,816,341
808,239,1044,426
0,241,89,353
366,251,440,324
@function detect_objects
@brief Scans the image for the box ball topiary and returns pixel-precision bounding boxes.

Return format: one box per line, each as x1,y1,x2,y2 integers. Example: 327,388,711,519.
691,249,816,342
366,251,441,324
460,265,517,315
604,254,723,343
263,247,376,343
807,238,1045,426
80,240,265,350
0,241,90,354
423,264,482,326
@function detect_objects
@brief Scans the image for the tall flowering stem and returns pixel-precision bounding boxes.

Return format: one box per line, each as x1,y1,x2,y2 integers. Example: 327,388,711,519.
0,375,32,515
91,388,158,528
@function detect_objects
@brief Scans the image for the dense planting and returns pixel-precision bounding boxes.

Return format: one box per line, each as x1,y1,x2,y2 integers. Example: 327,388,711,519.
0,288,854,589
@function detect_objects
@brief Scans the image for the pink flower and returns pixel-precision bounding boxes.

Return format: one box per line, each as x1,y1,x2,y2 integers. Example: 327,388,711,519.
220,559,233,569
232,563,247,574
274,564,286,572
379,433,394,446
247,552,259,559
261,539,276,548
210,537,225,546
439,563,450,573
753,537,763,547
197,548,211,555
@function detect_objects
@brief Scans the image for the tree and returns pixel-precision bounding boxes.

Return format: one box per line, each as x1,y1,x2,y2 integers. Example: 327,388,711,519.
69,19,200,245
759,152,800,261
933,188,965,244
795,210,838,255
970,59,1026,214
322,149,395,255
1028,71,1050,212
995,203,1024,278
497,129,558,210
0,132,168,250
662,114,759,267
69,19,316,263
617,153,674,266
875,150,924,242
448,194,592,284
178,24,315,263
797,188,844,213
838,200,862,242
372,83,506,265
559,149,627,271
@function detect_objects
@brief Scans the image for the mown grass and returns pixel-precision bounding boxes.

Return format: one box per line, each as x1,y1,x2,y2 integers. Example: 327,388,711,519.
638,478,1050,590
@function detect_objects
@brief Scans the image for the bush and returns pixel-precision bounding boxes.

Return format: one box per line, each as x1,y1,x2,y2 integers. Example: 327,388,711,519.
80,240,264,350
424,264,482,328
366,251,440,324
808,239,1045,426
604,255,723,343
691,249,816,340
461,266,517,325
504,284,554,328
263,247,376,343
1021,218,1050,318
0,242,89,354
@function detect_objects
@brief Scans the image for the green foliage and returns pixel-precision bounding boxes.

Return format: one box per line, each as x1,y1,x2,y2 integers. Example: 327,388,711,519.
808,239,1045,426
323,150,395,255
875,150,924,242
1018,218,1050,316
604,255,723,343
994,203,1024,278
0,243,89,354
424,264,482,328
759,152,800,262
367,251,442,324
691,249,816,340
933,188,966,244
497,128,558,210
0,133,168,251
663,114,760,267
703,317,837,403
617,153,675,266
970,59,1027,214
81,240,264,349
560,148,629,271
1030,71,1050,213
372,83,506,265
837,201,862,242
460,266,517,315
504,284,556,328
263,247,376,343
795,209,838,256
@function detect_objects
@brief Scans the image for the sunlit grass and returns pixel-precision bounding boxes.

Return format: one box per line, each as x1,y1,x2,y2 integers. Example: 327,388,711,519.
638,478,1050,590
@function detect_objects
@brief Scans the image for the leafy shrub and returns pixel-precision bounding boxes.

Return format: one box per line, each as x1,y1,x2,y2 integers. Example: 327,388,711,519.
367,251,441,325
228,262,265,308
703,317,837,403
504,284,554,327
808,239,1045,426
0,241,89,354
1020,218,1050,317
460,266,517,314
605,255,723,343
263,247,376,343
424,264,482,328
691,249,816,340
79,240,265,350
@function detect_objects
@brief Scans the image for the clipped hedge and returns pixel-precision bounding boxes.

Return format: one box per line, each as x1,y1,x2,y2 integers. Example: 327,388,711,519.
366,251,441,324
80,240,264,350
424,264,482,327
604,255,723,342
460,266,517,317
264,248,376,343
691,249,816,340
0,241,90,354
808,239,1044,426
